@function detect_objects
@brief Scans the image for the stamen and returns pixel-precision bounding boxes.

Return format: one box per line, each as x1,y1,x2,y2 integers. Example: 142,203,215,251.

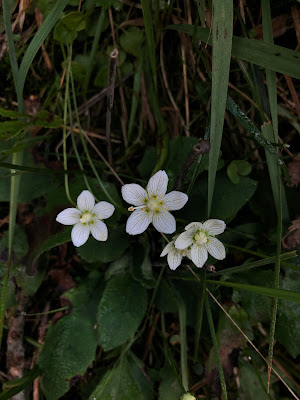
128,205,145,212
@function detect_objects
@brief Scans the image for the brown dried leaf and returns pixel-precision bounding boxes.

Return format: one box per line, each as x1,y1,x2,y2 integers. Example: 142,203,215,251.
282,218,300,249
287,154,300,187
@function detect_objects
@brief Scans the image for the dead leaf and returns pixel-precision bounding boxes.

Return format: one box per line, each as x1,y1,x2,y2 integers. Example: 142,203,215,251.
282,218,300,249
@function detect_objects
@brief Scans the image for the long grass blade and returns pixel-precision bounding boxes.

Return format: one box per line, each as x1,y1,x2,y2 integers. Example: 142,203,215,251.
167,25,300,79
207,0,233,217
127,56,143,143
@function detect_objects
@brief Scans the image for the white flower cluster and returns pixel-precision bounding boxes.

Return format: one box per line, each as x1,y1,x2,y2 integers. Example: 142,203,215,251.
160,219,226,270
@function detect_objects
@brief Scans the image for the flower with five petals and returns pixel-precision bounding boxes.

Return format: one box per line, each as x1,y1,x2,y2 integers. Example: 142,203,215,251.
121,170,188,235
175,219,226,268
160,235,191,270
56,190,115,247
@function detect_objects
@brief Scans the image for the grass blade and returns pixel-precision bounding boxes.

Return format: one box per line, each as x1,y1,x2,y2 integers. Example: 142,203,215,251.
193,269,206,360
205,294,228,400
167,25,300,79
207,0,233,217
127,56,143,143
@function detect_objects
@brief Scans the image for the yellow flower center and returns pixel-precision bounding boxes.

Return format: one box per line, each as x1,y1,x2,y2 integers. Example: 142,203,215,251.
147,196,163,212
80,213,92,224
194,231,208,245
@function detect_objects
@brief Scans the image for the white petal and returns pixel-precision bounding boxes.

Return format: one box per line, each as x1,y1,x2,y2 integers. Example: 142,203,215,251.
147,170,168,198
56,208,81,225
126,209,153,235
91,220,108,241
167,250,182,270
203,219,226,235
160,241,174,257
206,237,226,260
152,211,176,234
93,201,115,219
162,191,188,211
174,231,193,250
190,244,208,268
71,223,90,247
121,184,148,206
185,222,203,231
77,190,95,212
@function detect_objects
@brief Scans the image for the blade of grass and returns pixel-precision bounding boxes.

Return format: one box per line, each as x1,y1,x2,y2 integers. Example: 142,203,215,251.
140,0,157,91
127,56,143,143
206,279,300,303
205,294,228,400
207,0,233,217
167,25,300,79
193,269,206,360
17,0,69,100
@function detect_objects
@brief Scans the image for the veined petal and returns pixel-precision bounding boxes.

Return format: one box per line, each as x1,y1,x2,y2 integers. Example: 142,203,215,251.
160,241,174,257
167,250,182,270
175,231,193,250
162,191,188,211
203,219,226,235
147,170,168,198
71,223,90,247
185,222,203,232
93,201,115,219
56,208,81,225
91,220,108,241
190,244,208,268
77,190,95,212
206,237,226,260
152,210,176,234
121,184,148,206
126,209,152,235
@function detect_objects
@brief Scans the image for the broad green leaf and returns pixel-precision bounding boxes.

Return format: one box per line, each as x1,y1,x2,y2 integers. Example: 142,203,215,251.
167,25,300,79
158,364,183,400
128,353,154,400
61,11,86,31
78,228,129,263
89,357,143,400
0,108,28,119
227,160,252,184
0,120,29,140
97,274,147,351
53,20,78,44
120,27,144,57
39,273,103,400
0,225,28,259
207,0,233,217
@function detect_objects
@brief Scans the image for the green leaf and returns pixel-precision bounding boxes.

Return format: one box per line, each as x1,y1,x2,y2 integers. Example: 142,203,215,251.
131,241,156,288
33,110,62,128
276,269,300,358
78,228,129,263
167,25,300,79
61,11,86,31
97,274,147,351
39,273,103,400
53,20,78,44
89,357,143,400
208,0,233,217
128,354,154,400
227,160,252,184
0,120,29,140
0,366,41,400
0,225,28,259
159,364,183,400
0,107,28,119
120,27,144,57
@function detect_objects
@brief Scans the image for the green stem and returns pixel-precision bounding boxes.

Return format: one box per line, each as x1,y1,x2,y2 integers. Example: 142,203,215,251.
193,269,206,360
205,294,228,400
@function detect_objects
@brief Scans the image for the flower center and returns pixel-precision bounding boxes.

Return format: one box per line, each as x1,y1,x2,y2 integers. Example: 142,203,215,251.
147,197,161,211
194,231,208,245
80,213,92,224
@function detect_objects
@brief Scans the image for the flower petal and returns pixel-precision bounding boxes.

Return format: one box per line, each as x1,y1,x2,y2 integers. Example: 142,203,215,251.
175,231,193,250
152,211,176,234
206,237,226,260
147,170,168,198
91,220,108,241
126,209,153,235
162,191,188,211
185,222,203,232
93,201,115,219
190,244,208,268
71,223,90,247
160,241,174,257
77,190,95,212
56,208,81,225
167,250,182,270
121,184,148,206
203,219,226,235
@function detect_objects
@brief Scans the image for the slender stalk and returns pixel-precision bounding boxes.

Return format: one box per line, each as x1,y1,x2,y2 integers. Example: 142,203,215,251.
193,269,206,360
205,294,228,400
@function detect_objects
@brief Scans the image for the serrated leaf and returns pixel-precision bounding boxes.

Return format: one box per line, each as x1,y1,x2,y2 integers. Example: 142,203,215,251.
0,107,28,119
97,274,147,351
89,357,143,400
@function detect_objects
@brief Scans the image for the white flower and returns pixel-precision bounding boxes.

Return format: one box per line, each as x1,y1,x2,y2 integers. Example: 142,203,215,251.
56,190,115,247
121,170,188,235
160,236,191,270
175,219,226,268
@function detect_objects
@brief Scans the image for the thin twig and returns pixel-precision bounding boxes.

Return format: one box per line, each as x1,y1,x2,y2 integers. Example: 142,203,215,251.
66,126,121,144
173,139,210,190
181,41,190,136
106,48,119,166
